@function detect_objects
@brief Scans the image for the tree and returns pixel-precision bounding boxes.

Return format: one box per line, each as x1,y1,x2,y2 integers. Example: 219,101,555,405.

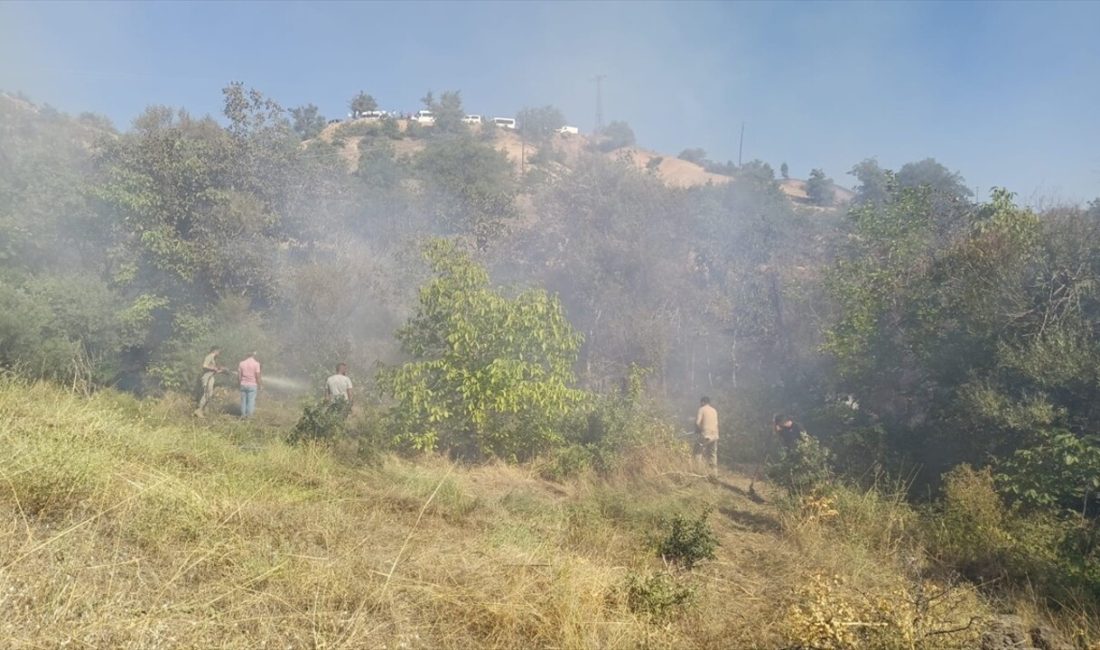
805,168,834,206
415,134,517,248
738,160,775,185
849,158,890,205
780,162,789,179
290,104,326,140
678,148,707,165
377,239,585,459
419,89,465,134
349,92,378,118
896,158,972,199
600,121,635,152
516,105,566,141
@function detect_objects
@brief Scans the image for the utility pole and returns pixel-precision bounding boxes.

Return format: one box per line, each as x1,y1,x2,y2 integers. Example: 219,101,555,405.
738,122,745,167
592,74,606,134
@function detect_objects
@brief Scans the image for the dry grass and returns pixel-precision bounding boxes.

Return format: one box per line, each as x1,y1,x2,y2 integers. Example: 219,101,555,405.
0,379,1090,648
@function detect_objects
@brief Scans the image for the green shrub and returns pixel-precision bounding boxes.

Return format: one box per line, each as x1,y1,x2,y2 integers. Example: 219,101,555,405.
334,120,381,140
767,434,833,494
624,571,694,620
288,399,350,445
377,239,586,461
927,465,1013,579
655,508,718,570
996,429,1100,515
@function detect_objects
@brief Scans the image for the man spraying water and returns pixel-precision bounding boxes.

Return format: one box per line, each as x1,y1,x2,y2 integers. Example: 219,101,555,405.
237,351,262,418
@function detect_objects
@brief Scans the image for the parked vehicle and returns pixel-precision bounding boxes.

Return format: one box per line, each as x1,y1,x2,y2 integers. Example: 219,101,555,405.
463,114,483,124
361,110,388,120
412,110,436,125
557,125,579,135
492,117,516,130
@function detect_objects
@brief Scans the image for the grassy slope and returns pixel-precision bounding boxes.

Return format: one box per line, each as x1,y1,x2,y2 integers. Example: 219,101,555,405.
0,381,1002,649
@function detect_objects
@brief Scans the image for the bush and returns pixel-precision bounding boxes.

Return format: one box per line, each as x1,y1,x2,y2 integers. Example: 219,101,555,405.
597,121,635,152
334,120,381,140
655,508,718,570
768,434,833,494
624,571,694,620
288,399,351,445
377,239,586,460
927,465,1013,579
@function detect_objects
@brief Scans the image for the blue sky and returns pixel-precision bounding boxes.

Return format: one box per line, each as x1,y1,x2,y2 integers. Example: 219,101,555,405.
1,1,1097,203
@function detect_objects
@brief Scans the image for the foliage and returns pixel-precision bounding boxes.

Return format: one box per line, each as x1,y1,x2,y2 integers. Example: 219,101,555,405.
678,148,707,165
655,507,718,569
377,239,586,460
415,134,517,248
768,434,833,494
848,158,891,205
289,104,326,140
805,168,834,205
288,399,351,445
624,571,695,620
349,91,378,117
780,161,789,179
897,158,972,199
516,105,565,141
996,429,1100,515
0,276,129,387
540,365,669,479
423,89,465,133
598,120,635,151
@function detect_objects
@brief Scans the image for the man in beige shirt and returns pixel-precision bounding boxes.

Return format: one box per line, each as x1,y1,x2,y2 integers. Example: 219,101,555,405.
694,396,719,472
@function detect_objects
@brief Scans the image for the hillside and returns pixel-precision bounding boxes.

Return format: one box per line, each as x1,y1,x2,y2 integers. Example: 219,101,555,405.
314,116,850,202
1,379,1063,649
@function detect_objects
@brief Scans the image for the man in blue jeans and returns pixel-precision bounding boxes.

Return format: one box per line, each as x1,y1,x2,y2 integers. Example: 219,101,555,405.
237,351,262,418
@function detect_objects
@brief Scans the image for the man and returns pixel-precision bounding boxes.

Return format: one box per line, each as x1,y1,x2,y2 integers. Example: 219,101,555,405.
325,362,353,405
237,351,262,418
694,396,719,471
773,413,805,453
193,346,224,418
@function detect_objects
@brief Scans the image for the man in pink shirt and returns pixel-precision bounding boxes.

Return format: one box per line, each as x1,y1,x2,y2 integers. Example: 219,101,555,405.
237,351,262,418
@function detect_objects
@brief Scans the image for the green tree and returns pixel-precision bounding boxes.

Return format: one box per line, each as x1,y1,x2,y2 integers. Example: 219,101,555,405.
678,148,707,165
349,92,378,118
426,90,465,134
378,239,586,460
516,105,566,141
290,104,326,140
805,168,834,206
848,158,890,205
415,134,517,248
599,121,636,151
780,161,789,179
897,158,972,199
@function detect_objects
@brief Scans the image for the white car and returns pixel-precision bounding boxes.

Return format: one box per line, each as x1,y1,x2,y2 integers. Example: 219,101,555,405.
362,110,388,120
411,110,436,125
463,114,483,124
492,117,516,130
557,125,579,135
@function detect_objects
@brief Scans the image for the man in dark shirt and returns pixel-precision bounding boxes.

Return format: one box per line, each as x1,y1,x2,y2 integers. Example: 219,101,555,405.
773,413,804,452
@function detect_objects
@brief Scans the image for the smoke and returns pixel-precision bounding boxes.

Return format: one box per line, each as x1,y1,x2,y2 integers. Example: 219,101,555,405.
261,375,310,393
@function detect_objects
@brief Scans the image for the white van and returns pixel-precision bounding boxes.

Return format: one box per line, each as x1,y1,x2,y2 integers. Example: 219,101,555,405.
557,125,579,135
463,114,483,124
412,110,436,125
492,117,516,130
